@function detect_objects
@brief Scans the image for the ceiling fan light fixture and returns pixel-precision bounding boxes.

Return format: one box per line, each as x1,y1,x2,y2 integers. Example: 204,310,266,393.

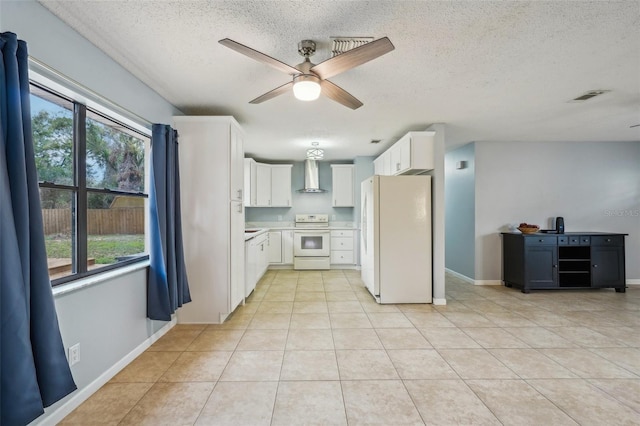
293,74,321,101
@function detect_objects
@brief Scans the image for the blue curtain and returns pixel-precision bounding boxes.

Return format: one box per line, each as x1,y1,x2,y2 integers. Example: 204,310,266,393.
147,124,191,320
1,32,77,425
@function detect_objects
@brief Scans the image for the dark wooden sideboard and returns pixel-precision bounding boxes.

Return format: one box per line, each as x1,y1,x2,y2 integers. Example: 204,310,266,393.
501,232,627,293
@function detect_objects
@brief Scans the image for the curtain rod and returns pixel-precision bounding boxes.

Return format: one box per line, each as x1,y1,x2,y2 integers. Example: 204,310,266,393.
28,56,153,131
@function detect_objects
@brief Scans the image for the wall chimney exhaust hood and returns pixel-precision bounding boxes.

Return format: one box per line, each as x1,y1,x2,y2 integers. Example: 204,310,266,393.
298,159,326,193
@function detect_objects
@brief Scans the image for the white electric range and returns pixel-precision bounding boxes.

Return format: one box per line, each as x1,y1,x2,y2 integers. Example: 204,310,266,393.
293,214,330,270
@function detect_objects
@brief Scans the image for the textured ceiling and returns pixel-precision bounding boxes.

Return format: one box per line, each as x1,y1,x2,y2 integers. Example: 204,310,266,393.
39,0,640,161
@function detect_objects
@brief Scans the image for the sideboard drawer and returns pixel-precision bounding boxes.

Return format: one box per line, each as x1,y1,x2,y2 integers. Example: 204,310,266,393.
524,236,557,245
568,236,581,245
591,235,624,246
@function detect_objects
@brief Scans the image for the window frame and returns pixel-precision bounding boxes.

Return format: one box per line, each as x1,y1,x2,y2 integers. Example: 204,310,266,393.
30,80,151,287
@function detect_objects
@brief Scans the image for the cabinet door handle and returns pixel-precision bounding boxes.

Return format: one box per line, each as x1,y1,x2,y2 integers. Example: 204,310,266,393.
606,238,611,242
237,204,242,213
539,239,544,242
553,264,557,268
593,264,598,268
237,189,243,199
396,163,400,171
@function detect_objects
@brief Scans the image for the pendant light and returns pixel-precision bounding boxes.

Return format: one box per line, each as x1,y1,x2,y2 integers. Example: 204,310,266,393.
306,142,324,159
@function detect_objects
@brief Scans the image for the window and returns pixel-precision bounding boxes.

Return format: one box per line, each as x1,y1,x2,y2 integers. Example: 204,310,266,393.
30,83,149,285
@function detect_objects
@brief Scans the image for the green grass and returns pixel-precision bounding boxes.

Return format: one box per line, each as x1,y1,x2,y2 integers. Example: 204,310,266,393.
45,234,145,264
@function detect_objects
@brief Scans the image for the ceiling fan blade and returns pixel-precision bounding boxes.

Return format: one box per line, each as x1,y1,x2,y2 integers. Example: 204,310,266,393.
219,38,300,76
249,81,294,104
310,37,395,80
320,80,363,110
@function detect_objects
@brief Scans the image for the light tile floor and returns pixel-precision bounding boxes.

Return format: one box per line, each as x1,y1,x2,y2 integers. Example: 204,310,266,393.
61,270,640,425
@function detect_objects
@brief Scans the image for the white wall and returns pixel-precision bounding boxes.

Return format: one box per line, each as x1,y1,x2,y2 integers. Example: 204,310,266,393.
2,2,181,424
444,143,475,279
475,141,640,282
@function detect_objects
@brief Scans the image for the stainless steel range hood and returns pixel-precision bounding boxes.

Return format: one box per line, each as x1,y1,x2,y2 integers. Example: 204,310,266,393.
297,159,326,193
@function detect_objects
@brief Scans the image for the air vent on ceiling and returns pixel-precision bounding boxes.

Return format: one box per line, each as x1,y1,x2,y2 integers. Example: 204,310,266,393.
570,90,610,102
370,139,381,144
330,37,374,57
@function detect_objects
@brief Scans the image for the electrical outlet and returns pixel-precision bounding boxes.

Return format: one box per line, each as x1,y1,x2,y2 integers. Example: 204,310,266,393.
68,343,80,366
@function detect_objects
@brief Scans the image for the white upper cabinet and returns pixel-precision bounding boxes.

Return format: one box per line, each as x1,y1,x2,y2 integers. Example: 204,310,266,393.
270,165,292,207
373,152,386,176
374,131,435,176
244,160,292,207
331,164,355,207
255,162,272,206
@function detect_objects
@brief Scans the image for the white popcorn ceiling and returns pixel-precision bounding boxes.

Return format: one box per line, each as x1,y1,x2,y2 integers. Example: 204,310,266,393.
39,0,639,161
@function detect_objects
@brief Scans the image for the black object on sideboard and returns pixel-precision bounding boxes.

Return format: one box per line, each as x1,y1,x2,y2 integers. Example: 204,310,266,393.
501,232,627,293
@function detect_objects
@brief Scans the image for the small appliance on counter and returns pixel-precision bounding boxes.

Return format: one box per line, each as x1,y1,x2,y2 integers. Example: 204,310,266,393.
540,216,565,234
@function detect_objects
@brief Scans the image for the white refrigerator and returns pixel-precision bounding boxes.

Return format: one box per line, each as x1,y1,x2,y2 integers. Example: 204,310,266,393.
360,175,432,303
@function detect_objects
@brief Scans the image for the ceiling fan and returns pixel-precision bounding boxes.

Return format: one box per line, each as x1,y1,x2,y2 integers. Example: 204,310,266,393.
219,37,394,110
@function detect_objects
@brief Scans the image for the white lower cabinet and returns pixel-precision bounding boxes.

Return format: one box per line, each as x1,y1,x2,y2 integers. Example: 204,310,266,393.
245,238,257,297
268,231,282,263
256,233,269,282
246,232,269,296
282,230,294,264
330,230,355,265
267,230,294,265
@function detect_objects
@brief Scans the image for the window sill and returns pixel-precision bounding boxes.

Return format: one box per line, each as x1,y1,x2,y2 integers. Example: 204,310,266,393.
53,259,150,298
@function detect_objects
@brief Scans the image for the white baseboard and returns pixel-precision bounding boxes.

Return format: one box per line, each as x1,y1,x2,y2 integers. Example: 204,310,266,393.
445,268,503,286
433,298,447,305
445,268,474,284
38,317,176,426
627,279,640,285
474,280,502,286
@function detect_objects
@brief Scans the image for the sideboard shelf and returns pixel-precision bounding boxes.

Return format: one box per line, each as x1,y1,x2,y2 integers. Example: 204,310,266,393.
501,232,627,293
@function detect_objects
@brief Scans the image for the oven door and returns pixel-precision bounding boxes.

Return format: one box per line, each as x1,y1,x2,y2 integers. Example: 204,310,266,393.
294,230,330,257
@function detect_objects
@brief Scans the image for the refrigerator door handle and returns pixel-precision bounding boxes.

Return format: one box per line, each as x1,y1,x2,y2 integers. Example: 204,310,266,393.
362,194,368,252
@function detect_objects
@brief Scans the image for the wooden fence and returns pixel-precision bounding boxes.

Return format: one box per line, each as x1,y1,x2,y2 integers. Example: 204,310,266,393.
42,208,144,235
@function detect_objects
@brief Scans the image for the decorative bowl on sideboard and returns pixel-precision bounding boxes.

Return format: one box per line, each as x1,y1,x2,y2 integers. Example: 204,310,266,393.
517,226,539,234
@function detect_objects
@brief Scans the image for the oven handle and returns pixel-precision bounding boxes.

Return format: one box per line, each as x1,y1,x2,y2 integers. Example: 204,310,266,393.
294,230,330,235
